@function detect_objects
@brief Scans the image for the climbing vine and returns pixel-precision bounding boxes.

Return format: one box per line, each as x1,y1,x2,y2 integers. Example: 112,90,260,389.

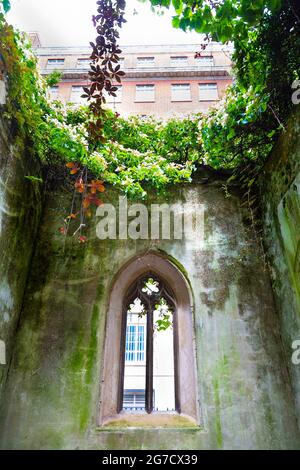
0,0,299,243
84,0,126,142
58,0,127,240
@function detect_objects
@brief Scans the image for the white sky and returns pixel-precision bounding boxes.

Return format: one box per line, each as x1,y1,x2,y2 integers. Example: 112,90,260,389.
7,0,203,47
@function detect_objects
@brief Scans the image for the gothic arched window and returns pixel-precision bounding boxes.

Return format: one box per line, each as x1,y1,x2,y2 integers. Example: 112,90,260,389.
120,274,178,414
99,252,199,426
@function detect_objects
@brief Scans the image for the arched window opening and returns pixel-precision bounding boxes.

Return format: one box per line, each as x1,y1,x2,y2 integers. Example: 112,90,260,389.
120,275,177,414
99,252,199,426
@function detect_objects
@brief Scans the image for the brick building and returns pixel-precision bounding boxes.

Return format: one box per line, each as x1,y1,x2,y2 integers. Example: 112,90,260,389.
32,35,233,118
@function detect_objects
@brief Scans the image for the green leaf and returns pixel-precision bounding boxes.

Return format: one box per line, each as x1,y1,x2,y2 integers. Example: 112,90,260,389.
25,175,43,184
172,15,180,28
2,0,11,13
172,0,182,13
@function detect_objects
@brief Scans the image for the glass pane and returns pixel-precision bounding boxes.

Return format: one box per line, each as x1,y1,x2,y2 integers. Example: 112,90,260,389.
153,299,175,411
123,298,146,411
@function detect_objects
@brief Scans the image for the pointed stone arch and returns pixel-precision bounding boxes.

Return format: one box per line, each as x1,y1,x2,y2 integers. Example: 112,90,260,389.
99,250,199,425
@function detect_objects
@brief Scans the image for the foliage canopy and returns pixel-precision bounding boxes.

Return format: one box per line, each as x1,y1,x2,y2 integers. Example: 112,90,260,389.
0,0,299,238
142,0,282,43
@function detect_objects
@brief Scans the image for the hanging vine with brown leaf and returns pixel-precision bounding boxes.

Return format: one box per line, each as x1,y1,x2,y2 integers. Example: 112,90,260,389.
61,0,126,243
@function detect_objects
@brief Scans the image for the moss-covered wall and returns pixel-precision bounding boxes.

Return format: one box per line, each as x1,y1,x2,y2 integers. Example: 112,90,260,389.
260,106,300,426
0,114,43,401
0,170,299,449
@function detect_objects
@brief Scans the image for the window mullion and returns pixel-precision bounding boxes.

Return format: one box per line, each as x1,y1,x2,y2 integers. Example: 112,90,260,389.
145,303,153,414
118,304,128,413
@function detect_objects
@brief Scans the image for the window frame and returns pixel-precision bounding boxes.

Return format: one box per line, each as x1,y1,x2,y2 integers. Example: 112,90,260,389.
125,323,146,364
47,58,65,68
171,83,192,102
76,58,91,69
199,82,219,101
123,389,146,411
49,85,59,99
70,85,84,103
170,56,188,67
137,56,155,67
195,55,214,66
118,273,179,414
135,84,155,103
99,251,200,426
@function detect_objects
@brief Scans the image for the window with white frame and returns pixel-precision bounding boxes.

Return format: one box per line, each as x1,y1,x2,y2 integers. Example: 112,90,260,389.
49,86,59,100
137,57,155,67
195,55,214,66
199,83,219,101
135,84,155,102
70,85,85,104
170,56,188,67
125,325,145,362
47,58,65,69
171,83,191,101
106,85,122,103
76,58,91,69
123,390,146,411
125,308,146,363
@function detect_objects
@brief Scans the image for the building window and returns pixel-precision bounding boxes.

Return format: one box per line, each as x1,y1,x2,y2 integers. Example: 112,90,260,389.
106,85,122,103
199,83,219,101
171,83,191,101
99,252,199,425
170,56,188,67
195,55,214,66
47,58,65,69
123,390,146,411
137,57,155,67
125,307,146,363
49,86,59,100
76,58,91,69
135,84,155,102
70,85,84,104
121,276,176,413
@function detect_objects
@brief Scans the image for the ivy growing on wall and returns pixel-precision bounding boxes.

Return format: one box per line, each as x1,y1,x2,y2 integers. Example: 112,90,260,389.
0,0,299,241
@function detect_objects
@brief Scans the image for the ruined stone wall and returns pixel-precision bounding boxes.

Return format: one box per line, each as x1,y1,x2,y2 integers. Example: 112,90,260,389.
0,94,300,449
260,107,300,426
0,101,43,400
0,174,299,449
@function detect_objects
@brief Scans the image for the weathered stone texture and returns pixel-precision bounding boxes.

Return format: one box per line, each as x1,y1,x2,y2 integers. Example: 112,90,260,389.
0,108,300,449
0,116,43,400
0,179,299,449
260,106,300,426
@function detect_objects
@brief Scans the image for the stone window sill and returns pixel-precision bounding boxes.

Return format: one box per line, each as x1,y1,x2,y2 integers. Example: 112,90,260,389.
99,412,199,429
199,98,219,102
